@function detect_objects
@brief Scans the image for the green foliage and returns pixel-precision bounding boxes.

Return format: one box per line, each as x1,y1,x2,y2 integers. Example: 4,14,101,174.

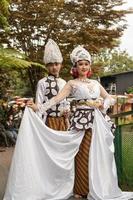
0,0,132,93
121,126,133,188
0,15,8,28
0,0,10,30
0,48,46,96
126,86,133,94
0,0,9,16
94,49,133,76
1,1,129,62
0,47,45,69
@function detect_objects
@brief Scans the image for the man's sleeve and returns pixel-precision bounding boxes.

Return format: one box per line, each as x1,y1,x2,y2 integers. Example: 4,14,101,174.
35,81,45,104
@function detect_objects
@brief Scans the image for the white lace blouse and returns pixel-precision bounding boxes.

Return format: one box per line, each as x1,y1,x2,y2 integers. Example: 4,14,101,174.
37,79,115,114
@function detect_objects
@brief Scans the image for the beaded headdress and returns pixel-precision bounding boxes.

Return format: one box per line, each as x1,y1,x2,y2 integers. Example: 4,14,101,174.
43,39,63,64
70,45,91,66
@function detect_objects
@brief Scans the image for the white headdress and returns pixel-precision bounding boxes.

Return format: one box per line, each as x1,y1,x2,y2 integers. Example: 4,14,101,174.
70,45,91,65
43,39,63,64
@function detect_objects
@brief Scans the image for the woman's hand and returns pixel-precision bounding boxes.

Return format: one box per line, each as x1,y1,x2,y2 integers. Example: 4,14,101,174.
26,100,38,112
92,99,104,109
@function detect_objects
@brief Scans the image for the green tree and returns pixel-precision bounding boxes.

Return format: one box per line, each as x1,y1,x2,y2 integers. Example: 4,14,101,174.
0,48,46,96
2,1,130,68
127,86,133,94
0,0,132,95
94,49,133,76
0,0,10,30
0,1,47,96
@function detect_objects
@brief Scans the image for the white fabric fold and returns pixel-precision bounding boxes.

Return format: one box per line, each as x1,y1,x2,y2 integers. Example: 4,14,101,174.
88,109,133,200
4,108,84,200
4,108,133,200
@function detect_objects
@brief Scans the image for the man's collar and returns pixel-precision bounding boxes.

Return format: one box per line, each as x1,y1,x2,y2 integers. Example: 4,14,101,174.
48,74,59,78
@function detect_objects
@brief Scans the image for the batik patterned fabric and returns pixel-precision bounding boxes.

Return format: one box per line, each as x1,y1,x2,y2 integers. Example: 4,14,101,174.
70,102,116,197
44,75,61,117
46,116,67,131
36,75,67,118
44,76,67,129
69,108,94,131
74,129,92,196
69,99,116,133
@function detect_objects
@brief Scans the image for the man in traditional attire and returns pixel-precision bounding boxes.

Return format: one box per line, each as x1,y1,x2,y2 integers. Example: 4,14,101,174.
36,39,70,130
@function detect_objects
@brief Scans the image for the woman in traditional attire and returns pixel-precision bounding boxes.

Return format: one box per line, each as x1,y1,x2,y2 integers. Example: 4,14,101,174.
4,45,133,200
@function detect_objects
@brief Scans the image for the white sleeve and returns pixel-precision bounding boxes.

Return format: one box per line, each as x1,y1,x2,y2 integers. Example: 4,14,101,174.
103,96,116,113
35,80,46,118
35,80,46,104
99,82,116,113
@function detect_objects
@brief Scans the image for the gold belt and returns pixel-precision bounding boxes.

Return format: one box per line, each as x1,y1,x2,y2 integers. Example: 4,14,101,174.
76,100,102,108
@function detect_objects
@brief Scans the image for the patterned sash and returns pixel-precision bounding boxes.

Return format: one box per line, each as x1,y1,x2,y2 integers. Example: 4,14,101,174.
69,99,116,132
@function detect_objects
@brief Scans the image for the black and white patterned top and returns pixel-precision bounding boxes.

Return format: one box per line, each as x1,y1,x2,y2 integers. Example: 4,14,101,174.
36,75,68,117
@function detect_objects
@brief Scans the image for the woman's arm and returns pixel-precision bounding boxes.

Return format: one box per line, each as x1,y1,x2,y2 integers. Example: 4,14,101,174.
99,84,116,113
27,81,72,114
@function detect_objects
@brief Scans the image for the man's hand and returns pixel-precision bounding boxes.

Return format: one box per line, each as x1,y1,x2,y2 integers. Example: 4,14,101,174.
26,100,38,112
62,109,70,118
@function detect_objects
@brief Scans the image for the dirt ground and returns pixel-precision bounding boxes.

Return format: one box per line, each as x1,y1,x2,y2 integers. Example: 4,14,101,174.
0,147,14,200
0,147,85,200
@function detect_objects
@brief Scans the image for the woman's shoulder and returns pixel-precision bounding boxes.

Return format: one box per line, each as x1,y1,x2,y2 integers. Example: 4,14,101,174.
67,79,75,85
63,80,78,90
90,79,99,83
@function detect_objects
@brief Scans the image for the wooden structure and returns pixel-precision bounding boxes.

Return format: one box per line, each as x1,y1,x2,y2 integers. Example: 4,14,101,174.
100,71,133,94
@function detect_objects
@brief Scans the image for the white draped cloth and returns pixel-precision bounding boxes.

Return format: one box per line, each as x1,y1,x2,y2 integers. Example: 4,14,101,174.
3,108,133,200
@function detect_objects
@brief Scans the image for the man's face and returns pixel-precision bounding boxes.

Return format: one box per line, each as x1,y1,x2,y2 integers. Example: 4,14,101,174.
47,63,62,77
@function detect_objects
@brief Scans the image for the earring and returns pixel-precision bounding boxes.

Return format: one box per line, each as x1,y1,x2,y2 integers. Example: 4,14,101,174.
87,69,92,77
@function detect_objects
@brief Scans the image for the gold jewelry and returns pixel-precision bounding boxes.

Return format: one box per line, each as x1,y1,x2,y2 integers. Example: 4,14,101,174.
77,99,102,108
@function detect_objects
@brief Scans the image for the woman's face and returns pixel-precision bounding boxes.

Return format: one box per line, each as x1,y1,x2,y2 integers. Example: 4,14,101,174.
76,60,91,77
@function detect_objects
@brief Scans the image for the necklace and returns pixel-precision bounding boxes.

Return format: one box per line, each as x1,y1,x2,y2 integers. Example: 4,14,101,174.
76,78,91,83
76,78,95,94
